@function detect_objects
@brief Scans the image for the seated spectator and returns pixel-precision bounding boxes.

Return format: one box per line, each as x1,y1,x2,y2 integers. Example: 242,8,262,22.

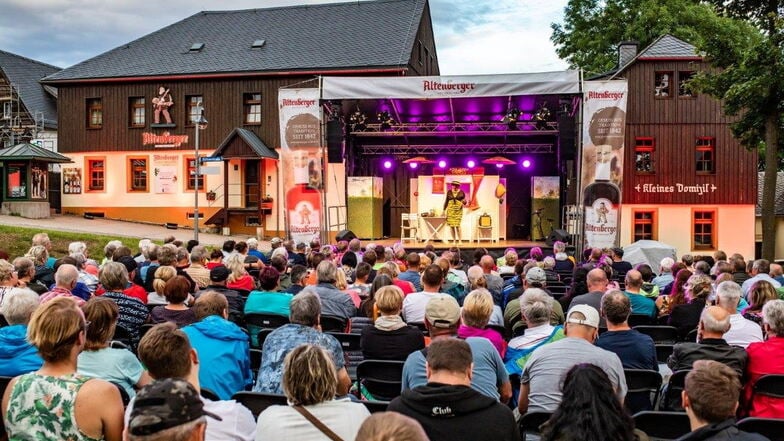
184,245,211,289
657,267,692,315
313,260,357,321
518,304,626,414
552,241,574,272
198,265,245,326
637,263,660,298
596,290,657,371
403,264,445,323
245,266,292,317
39,263,85,306
148,265,177,305
497,250,517,275
131,323,256,440
26,245,54,288
31,232,56,268
150,275,197,327
742,259,781,298
504,268,565,334
680,360,768,441
669,273,712,339
610,247,633,280
732,257,751,286
390,339,519,441
127,378,216,441
398,252,423,292
347,262,372,299
402,294,511,403
505,288,565,375
100,261,149,348
335,267,362,307
115,255,148,304
744,299,784,418
540,364,644,441
568,267,610,326
205,248,224,270
2,297,124,440
360,274,393,319
716,280,763,348
667,306,747,378
282,264,308,295
458,289,506,358
254,290,350,396
183,291,252,400
0,289,42,376
447,251,469,288
225,253,255,292
480,255,504,302
379,260,415,296
355,412,428,441
77,297,151,398
623,270,657,319
743,280,778,325
360,285,424,360
13,257,46,295
652,257,676,292
340,250,358,284
500,260,527,306
256,344,370,440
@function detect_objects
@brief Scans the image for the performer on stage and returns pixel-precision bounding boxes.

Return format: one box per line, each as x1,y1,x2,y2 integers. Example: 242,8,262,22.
443,180,466,242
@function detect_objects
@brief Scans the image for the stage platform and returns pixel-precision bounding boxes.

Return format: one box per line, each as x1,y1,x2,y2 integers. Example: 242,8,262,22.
368,237,559,260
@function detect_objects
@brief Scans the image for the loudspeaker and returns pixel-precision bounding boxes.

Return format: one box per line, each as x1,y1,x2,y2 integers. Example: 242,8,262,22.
326,119,343,163
558,113,576,158
335,229,356,242
547,229,570,246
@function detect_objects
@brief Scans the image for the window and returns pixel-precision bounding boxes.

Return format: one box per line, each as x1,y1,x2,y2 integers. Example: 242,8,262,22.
693,210,716,250
129,97,146,127
654,71,672,98
86,98,103,128
5,164,27,198
128,157,148,192
633,210,657,242
185,156,204,191
678,71,696,98
696,137,716,174
87,158,105,191
634,137,655,173
243,93,262,125
185,95,203,126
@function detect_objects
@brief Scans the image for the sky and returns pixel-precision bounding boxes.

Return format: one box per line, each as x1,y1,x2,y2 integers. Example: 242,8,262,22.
0,0,570,74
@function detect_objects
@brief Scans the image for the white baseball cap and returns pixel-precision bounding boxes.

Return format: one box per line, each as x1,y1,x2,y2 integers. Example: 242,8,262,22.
566,304,600,329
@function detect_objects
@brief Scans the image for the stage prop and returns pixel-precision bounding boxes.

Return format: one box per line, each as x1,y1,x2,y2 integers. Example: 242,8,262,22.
347,176,383,239
531,176,560,242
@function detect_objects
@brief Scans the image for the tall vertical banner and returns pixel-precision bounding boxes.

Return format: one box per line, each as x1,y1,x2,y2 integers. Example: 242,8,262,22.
580,80,627,249
278,88,324,245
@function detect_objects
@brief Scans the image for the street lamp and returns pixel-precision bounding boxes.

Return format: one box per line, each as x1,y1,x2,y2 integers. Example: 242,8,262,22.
193,103,207,242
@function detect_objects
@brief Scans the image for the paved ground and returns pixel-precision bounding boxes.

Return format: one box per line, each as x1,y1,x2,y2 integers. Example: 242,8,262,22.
0,213,266,247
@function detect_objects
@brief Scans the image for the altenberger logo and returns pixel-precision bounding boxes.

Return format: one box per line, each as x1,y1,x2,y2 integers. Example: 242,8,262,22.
423,80,476,94
281,99,317,107
587,91,625,101
143,132,189,148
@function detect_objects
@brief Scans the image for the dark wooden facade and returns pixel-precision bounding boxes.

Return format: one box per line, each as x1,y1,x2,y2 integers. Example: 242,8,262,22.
621,59,757,205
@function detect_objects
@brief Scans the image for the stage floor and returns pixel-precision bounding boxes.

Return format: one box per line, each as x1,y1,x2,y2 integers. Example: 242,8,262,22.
372,237,548,251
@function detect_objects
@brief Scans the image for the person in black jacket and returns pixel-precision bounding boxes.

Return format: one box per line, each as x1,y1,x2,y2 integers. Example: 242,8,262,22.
388,338,519,441
676,360,768,441
360,285,424,360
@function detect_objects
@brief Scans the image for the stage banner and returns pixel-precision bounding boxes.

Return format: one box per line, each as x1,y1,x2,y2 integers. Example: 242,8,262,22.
322,71,580,99
580,80,628,249
278,88,323,245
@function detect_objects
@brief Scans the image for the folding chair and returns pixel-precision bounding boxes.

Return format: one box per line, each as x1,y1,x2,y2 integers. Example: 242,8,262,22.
361,400,390,414
355,360,405,401
655,344,674,364
660,370,690,411
746,374,784,417
231,391,288,418
633,411,691,441
634,325,679,344
519,411,552,441
737,417,784,441
244,313,289,348
328,332,363,380
249,348,262,382
624,369,663,413
321,315,348,333
628,314,656,327
350,316,374,335
200,387,220,401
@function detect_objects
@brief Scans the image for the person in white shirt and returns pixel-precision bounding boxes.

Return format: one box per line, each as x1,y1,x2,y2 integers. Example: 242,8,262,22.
715,280,763,348
508,288,562,350
741,259,781,298
403,265,444,323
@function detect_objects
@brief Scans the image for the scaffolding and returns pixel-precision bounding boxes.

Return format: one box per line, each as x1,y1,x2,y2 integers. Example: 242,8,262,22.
0,82,40,148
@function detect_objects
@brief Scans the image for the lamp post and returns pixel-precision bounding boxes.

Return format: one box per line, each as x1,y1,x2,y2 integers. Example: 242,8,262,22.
193,103,207,242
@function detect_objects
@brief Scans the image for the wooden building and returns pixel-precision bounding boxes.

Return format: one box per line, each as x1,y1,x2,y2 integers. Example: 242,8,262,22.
42,0,438,236
611,35,756,258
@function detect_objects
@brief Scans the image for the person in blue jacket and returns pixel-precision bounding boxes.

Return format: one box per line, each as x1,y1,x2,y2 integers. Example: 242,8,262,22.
182,291,252,400
0,290,43,376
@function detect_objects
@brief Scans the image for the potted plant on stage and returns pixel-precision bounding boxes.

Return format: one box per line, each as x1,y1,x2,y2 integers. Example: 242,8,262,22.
261,195,274,213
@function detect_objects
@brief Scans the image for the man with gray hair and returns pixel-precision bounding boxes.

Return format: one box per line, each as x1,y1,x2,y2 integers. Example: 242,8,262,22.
0,289,42,376
184,246,211,289
716,280,763,348
745,299,784,417
313,260,356,320
39,264,84,306
667,305,747,378
742,259,781,297
652,257,675,291
253,289,350,396
504,289,565,376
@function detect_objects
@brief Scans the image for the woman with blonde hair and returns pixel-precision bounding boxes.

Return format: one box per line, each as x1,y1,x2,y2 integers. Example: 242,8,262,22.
148,265,177,305
355,412,428,441
360,285,424,360
0,259,22,307
335,268,361,308
225,252,255,292
743,280,779,325
26,245,55,288
458,288,506,357
255,344,369,440
2,297,124,441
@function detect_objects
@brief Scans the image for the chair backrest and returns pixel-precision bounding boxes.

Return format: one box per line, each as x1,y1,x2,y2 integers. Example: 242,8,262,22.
632,411,691,440
628,315,656,327
624,369,663,414
519,411,552,441
231,391,288,418
254,328,276,349
409,322,429,335
633,325,680,344
200,387,220,401
249,348,262,380
140,323,155,340
245,313,290,329
737,417,784,441
660,370,690,411
349,316,374,335
753,374,784,398
356,360,405,401
655,344,674,364
328,332,364,380
684,328,698,342
111,325,134,348
361,400,390,414
320,315,348,333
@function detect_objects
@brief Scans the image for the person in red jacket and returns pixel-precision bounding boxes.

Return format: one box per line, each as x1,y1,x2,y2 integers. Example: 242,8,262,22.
744,299,784,418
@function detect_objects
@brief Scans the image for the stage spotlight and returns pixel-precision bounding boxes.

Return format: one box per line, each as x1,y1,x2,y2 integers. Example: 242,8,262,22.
522,159,532,168
349,106,367,131
496,163,504,169
534,102,552,130
501,107,521,129
377,111,396,130
466,159,476,168
438,159,447,169
382,159,393,170
409,162,418,169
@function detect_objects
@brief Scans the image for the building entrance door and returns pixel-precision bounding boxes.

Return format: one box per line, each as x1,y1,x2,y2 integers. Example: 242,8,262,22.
244,159,260,208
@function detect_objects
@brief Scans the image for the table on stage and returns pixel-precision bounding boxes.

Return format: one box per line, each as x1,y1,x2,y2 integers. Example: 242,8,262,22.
420,215,447,242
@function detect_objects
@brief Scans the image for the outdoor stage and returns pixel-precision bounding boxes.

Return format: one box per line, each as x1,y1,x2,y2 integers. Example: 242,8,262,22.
372,237,558,260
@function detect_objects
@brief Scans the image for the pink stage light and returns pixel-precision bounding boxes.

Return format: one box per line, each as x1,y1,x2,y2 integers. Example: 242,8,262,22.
383,160,393,170
496,163,504,169
409,162,418,169
466,159,476,168
522,159,532,168
438,159,447,168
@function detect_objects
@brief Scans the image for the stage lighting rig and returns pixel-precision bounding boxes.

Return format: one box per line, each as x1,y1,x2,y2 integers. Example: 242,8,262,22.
501,107,521,129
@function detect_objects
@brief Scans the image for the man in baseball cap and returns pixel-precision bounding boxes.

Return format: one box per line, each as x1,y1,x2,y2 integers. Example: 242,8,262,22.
518,304,627,415
129,377,221,440
402,293,512,403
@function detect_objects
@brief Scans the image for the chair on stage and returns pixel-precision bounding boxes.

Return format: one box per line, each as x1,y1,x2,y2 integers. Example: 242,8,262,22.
474,212,496,243
400,213,419,243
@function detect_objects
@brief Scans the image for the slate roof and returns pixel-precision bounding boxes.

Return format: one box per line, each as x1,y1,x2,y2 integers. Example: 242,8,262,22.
637,34,699,59
0,50,60,128
0,143,72,163
44,0,427,83
212,128,279,160
757,171,784,216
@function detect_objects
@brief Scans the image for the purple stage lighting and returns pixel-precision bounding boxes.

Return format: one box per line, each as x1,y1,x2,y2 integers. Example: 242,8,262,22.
496,163,504,169
438,159,447,169
522,159,532,168
466,159,476,168
382,160,393,170
409,162,418,169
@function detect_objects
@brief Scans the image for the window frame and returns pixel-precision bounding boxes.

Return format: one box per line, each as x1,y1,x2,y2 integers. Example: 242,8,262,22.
86,98,103,129
632,209,658,242
127,156,149,193
678,71,697,98
86,156,106,192
634,137,656,174
129,96,146,128
185,95,203,127
695,137,716,174
243,93,262,125
692,209,717,251
184,155,204,192
654,71,673,99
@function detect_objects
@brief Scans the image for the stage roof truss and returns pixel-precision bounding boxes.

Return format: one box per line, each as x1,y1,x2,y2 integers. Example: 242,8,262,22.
358,143,554,156
351,121,558,137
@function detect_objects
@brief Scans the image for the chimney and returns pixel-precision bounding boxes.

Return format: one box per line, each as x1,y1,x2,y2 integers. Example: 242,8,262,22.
618,41,639,68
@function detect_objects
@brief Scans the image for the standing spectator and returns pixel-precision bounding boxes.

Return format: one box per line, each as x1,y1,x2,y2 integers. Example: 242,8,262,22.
390,339,519,441
667,306,747,379
245,267,292,317
716,281,763,348
313,260,357,320
2,297,124,441
101,262,149,348
596,290,657,371
742,259,781,298
0,289,42,376
225,253,255,292
458,289,506,358
398,252,423,292
150,276,197,327
679,360,768,441
184,246,211,289
403,265,445,323
183,291,252,400
255,344,370,440
360,285,424,360
78,297,151,398
744,299,784,418
39,263,84,306
623,270,657,319
743,280,779,325
669,273,712,339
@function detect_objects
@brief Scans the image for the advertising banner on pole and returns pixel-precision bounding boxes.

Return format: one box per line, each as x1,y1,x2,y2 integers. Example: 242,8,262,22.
278,88,323,245
580,80,628,249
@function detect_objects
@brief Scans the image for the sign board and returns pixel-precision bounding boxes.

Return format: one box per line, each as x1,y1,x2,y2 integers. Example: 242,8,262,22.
199,166,220,175
200,156,223,163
